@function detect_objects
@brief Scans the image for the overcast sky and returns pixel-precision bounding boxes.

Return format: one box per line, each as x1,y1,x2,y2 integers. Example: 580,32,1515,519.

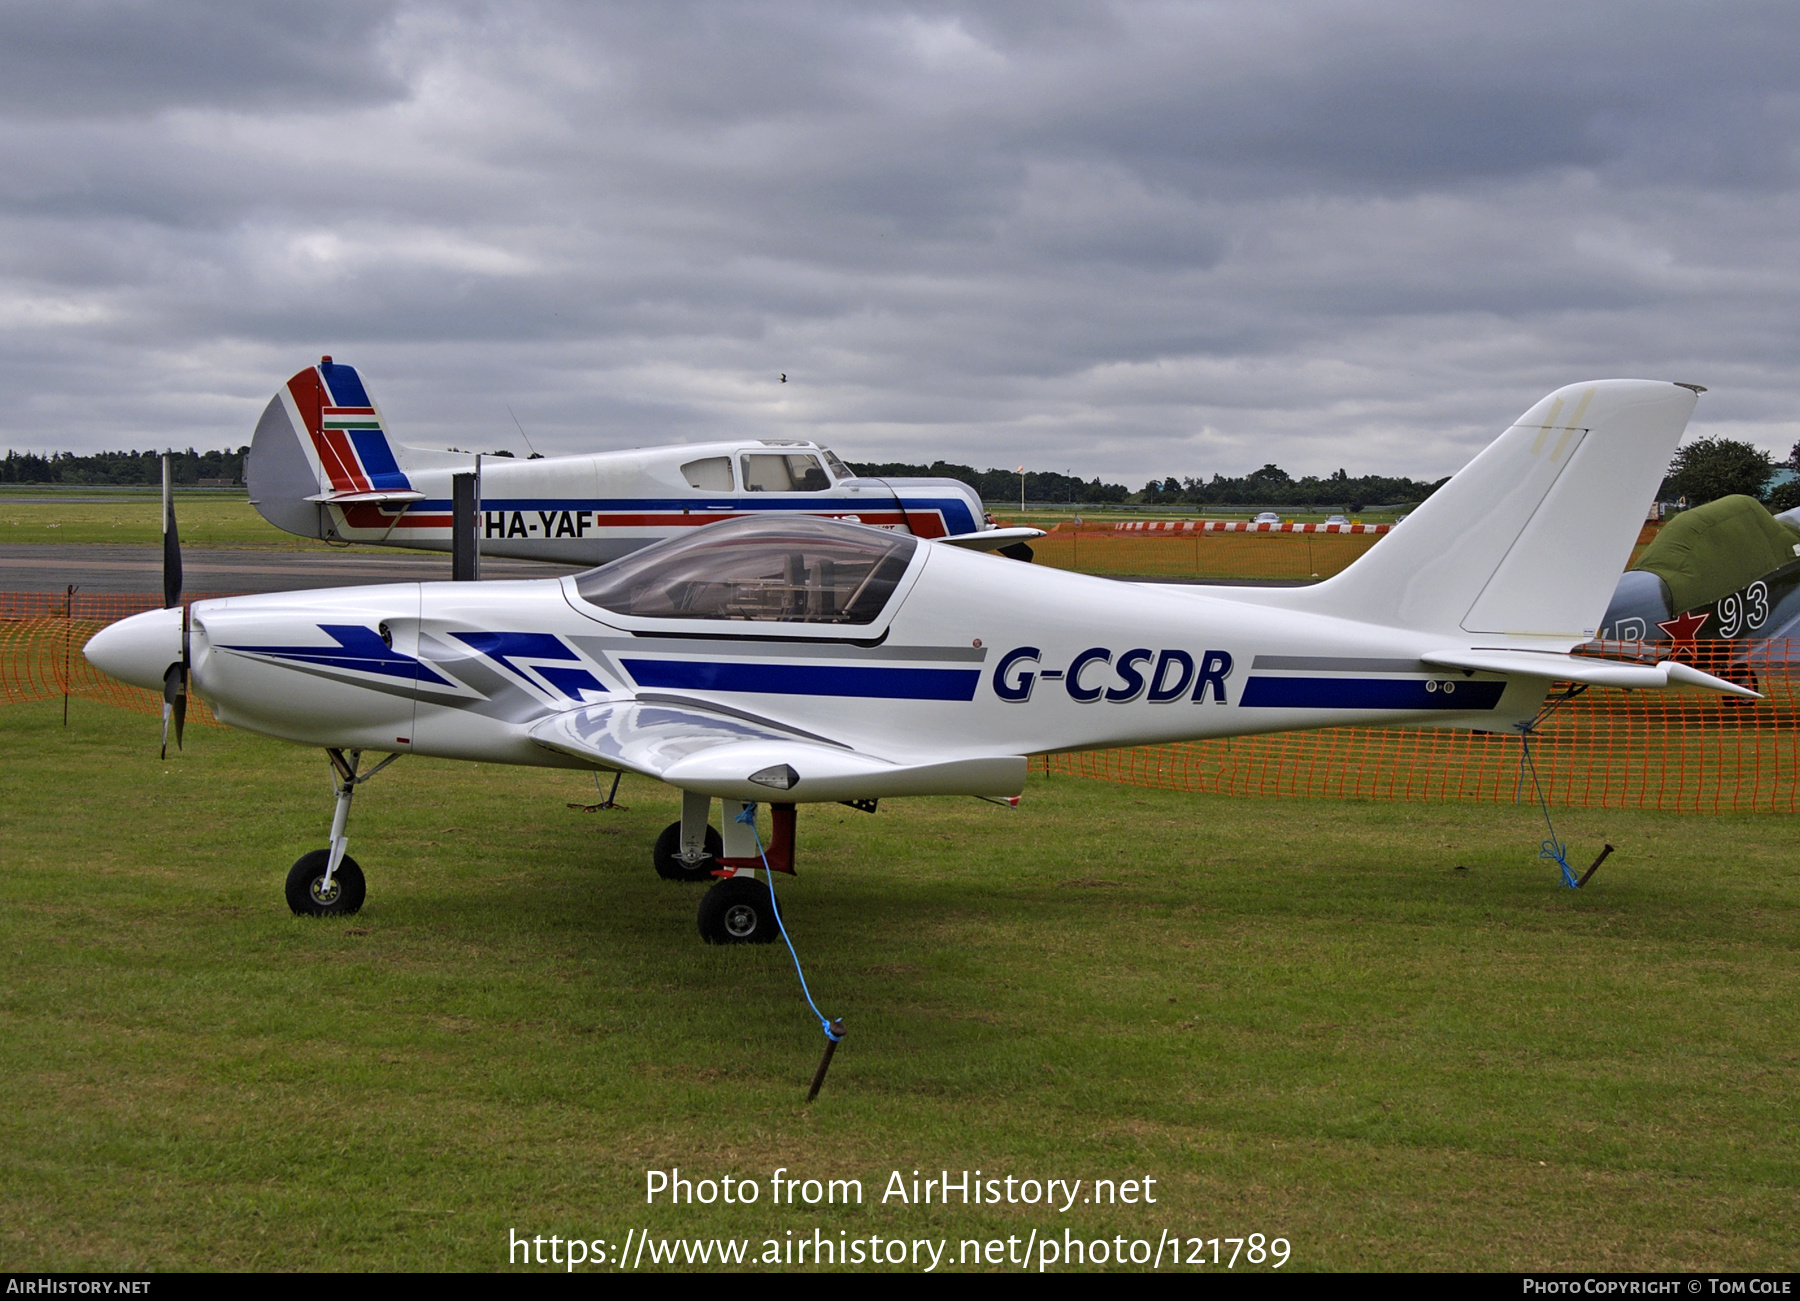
4,1,1800,483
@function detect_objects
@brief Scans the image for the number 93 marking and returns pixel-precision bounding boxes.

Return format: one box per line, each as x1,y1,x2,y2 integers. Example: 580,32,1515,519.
1718,581,1770,640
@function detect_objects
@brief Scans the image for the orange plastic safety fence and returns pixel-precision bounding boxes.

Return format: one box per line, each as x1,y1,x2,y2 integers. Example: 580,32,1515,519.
0,591,231,725
1045,640,1800,813
8,592,1795,813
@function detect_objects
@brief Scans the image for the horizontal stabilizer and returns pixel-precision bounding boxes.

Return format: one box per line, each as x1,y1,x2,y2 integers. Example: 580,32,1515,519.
935,527,1046,551
1420,648,1759,698
530,699,1027,801
305,489,426,505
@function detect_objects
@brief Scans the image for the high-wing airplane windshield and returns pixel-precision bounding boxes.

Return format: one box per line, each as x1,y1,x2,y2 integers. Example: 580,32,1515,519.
573,515,917,624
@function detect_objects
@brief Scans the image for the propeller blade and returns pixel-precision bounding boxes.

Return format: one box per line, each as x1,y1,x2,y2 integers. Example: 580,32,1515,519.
172,672,187,752
173,605,188,751
161,453,182,609
158,459,186,757
161,663,179,759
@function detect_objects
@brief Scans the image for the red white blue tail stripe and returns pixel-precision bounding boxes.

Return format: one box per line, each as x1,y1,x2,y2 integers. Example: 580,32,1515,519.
287,359,412,495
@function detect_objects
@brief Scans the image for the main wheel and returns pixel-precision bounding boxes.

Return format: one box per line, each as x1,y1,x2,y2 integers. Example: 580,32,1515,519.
653,821,724,882
285,849,367,917
697,876,781,945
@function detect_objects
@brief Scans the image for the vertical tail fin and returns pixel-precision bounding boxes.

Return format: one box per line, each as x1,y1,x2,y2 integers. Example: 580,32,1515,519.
246,357,415,538
1272,380,1699,643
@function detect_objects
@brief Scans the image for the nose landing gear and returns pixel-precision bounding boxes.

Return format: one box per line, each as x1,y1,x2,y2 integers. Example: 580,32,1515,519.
284,747,400,918
286,848,366,916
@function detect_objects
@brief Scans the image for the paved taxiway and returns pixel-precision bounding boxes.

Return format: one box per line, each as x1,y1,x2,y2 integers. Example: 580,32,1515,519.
0,545,586,594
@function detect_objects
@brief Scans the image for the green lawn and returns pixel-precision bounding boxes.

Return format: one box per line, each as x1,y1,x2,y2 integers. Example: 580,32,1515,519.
0,489,1406,551
1,699,1796,1271
0,490,344,551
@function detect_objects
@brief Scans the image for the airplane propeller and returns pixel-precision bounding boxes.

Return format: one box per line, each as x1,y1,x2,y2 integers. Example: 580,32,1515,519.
160,452,188,758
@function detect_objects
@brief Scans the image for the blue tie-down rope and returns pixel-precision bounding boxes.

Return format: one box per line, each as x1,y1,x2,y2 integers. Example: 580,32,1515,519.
735,804,845,1099
1515,729,1581,889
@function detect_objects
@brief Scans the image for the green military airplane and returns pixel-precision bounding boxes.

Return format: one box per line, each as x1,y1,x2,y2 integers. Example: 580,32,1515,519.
1599,494,1800,685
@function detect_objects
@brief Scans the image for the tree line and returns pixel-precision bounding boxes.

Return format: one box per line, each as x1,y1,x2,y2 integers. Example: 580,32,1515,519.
0,447,249,486
862,436,1800,511
853,459,1449,509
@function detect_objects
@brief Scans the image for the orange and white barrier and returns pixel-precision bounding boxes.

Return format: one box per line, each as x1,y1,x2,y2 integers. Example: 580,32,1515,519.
1111,519,1390,534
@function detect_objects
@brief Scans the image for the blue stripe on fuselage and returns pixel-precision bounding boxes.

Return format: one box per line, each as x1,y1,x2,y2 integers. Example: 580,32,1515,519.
1239,676,1505,710
898,496,977,535
223,624,454,687
410,495,975,518
620,658,980,700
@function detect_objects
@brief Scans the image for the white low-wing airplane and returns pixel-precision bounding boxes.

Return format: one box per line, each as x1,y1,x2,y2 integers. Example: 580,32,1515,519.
90,379,1750,943
246,358,1040,561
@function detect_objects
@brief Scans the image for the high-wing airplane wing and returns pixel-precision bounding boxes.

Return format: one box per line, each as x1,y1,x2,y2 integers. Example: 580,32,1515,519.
934,526,1045,551
529,698,1028,802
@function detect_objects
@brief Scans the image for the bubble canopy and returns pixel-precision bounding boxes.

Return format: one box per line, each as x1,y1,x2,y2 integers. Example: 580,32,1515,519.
572,515,919,625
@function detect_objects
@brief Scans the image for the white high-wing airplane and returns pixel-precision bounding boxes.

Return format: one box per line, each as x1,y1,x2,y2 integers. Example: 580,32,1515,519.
246,358,1039,562
90,379,1750,944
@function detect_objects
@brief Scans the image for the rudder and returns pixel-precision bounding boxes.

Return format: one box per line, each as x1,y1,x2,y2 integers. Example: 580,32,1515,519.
246,357,416,539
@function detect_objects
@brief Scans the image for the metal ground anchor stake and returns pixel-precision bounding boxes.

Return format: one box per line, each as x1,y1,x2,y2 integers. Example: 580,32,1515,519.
1577,843,1615,889
806,1020,846,1102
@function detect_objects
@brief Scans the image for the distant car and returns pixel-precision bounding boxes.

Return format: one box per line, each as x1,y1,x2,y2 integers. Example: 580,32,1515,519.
1324,514,1349,525
1253,511,1281,524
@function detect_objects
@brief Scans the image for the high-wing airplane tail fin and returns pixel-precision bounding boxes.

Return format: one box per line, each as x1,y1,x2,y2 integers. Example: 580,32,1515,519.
246,358,428,539
1268,380,1700,644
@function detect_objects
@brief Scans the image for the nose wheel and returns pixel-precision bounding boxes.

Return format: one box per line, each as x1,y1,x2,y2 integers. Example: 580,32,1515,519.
283,747,397,918
286,849,367,916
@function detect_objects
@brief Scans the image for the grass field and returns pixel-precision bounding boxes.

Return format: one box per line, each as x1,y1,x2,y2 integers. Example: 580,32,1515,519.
2,699,1796,1272
0,488,1404,552
0,490,337,551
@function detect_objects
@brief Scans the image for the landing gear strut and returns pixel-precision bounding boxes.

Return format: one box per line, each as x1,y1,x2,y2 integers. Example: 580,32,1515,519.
285,747,400,918
652,789,725,882
693,799,796,945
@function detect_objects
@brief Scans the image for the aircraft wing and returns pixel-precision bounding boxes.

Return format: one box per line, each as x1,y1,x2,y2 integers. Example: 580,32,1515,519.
935,526,1045,551
1420,649,1759,698
529,698,1028,801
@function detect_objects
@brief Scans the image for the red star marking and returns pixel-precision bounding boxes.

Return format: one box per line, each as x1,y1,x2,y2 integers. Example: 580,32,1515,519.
1656,610,1710,648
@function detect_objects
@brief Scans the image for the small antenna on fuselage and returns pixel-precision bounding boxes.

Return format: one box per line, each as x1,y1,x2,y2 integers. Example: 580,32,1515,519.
506,404,544,459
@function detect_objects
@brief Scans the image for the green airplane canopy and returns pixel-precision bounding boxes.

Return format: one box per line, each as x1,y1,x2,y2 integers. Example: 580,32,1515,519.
1631,494,1800,614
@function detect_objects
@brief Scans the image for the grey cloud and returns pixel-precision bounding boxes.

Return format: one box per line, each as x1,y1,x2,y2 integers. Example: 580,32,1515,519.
3,1,1800,487
0,1,409,117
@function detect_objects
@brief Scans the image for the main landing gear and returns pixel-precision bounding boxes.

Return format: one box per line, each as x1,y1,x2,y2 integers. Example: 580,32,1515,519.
653,792,797,945
285,748,400,917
